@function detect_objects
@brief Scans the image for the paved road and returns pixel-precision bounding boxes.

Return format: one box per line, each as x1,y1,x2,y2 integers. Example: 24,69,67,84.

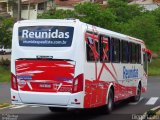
0,83,10,103
0,77,160,120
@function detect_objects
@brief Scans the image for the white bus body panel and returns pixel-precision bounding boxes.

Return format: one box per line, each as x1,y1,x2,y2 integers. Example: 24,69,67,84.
11,20,86,108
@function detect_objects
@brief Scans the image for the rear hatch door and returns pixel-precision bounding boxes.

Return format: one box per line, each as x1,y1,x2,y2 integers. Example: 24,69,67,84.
16,59,75,105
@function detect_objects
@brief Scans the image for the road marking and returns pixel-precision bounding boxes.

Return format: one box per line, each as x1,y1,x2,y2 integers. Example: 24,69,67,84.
9,105,27,109
129,97,144,105
30,106,39,108
145,97,159,105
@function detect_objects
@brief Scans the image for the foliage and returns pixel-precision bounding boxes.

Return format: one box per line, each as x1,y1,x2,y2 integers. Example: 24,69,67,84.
147,110,156,117
24,2,160,53
0,65,10,82
0,17,14,47
8,0,17,7
148,58,160,76
38,8,76,19
108,1,144,23
75,2,116,29
0,58,10,67
149,7,160,27
0,103,10,108
39,3,117,30
120,14,160,52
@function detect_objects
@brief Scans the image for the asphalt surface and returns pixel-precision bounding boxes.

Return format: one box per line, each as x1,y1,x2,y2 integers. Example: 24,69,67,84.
0,77,160,120
0,83,10,103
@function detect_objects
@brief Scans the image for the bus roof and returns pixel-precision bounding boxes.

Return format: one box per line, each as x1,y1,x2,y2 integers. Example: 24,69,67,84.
16,19,144,45
16,19,78,24
84,22,144,44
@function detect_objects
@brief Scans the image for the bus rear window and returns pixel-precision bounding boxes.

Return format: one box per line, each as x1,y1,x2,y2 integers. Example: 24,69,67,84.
18,26,74,47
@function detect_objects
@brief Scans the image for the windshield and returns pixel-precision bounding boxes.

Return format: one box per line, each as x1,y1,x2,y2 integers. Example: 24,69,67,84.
18,26,74,47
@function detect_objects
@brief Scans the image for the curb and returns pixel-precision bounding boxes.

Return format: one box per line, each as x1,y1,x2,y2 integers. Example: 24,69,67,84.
151,106,160,111
141,106,160,120
0,105,14,110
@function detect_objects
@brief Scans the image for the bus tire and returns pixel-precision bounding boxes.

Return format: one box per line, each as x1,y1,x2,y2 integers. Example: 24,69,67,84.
102,89,114,114
131,83,141,102
48,107,67,113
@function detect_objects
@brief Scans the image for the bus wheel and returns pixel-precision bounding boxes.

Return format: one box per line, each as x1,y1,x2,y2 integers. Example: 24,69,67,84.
48,107,67,113
102,90,114,114
131,83,141,102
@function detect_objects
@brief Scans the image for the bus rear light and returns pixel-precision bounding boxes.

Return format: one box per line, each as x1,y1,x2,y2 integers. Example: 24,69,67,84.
74,79,78,85
11,73,18,91
72,74,83,93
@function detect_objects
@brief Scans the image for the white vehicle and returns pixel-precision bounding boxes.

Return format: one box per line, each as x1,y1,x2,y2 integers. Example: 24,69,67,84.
0,45,11,54
11,19,152,113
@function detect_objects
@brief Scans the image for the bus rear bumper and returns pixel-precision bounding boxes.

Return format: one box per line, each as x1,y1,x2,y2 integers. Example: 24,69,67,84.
11,89,84,108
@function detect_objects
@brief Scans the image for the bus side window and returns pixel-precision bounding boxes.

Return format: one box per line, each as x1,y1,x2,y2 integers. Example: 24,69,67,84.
137,44,141,64
110,38,120,63
143,53,148,74
86,32,99,62
130,43,137,63
86,43,95,61
121,40,129,63
128,42,132,63
100,35,110,62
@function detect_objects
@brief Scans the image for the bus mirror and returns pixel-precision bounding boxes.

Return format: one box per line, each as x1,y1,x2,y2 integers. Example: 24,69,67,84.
148,54,152,63
87,37,94,45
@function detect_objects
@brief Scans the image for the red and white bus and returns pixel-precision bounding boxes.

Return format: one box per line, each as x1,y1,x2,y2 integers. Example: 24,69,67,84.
11,19,152,113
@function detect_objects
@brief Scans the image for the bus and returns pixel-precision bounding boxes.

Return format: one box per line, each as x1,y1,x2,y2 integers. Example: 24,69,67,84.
11,19,152,113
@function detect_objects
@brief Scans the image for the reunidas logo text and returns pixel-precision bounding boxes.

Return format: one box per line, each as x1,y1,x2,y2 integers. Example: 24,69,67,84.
22,29,70,39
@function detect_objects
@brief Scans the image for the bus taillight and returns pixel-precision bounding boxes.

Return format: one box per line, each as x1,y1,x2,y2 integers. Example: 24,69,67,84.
72,74,83,93
11,73,18,91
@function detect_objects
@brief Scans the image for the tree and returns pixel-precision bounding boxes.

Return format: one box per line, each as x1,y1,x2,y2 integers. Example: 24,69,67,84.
0,17,14,47
121,14,160,52
38,2,160,52
39,2,117,30
38,8,76,19
150,7,160,27
107,0,144,23
75,2,116,29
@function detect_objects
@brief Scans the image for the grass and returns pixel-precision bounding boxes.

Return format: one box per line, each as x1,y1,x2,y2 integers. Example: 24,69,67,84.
0,65,10,82
146,107,160,120
0,103,10,108
148,58,160,76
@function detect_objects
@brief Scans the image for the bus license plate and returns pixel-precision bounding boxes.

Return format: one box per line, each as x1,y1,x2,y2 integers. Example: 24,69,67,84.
39,83,51,88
